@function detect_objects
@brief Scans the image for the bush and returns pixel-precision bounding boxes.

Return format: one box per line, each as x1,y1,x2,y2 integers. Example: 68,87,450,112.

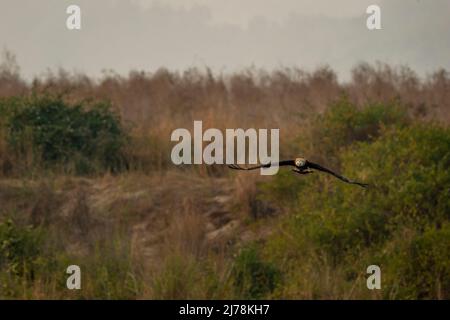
261,119,450,298
231,244,281,299
267,122,450,257
380,224,450,299
0,219,43,278
343,124,450,226
401,224,450,299
274,99,410,205
302,99,409,166
0,95,127,175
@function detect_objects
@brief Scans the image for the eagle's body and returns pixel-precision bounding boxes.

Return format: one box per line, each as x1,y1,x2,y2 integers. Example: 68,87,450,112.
228,157,368,188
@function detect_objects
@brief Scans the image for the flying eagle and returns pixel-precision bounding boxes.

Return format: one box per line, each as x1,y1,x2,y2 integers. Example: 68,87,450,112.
228,157,368,188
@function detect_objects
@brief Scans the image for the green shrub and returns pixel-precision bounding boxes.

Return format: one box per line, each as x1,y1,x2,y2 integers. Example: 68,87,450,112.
261,119,450,298
0,219,45,278
402,224,450,299
381,224,450,299
0,95,127,174
343,124,450,226
302,99,409,166
274,99,410,205
266,122,450,258
231,244,281,299
0,218,74,298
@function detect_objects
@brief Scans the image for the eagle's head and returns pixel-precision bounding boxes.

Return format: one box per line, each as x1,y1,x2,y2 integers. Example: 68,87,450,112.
295,157,306,167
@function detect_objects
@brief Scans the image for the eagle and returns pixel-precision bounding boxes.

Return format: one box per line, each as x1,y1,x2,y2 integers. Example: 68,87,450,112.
228,157,368,188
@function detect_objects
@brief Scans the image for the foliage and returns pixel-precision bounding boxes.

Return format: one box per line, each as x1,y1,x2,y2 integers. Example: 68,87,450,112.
231,244,281,299
0,219,44,277
400,224,450,299
302,99,409,166
0,94,127,175
0,88,448,299
261,109,450,299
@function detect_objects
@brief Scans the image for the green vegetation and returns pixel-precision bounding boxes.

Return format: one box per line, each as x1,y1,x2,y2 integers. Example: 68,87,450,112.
0,219,45,278
258,103,450,299
231,245,281,299
295,99,410,166
0,95,127,175
0,217,142,299
0,64,449,299
0,219,59,298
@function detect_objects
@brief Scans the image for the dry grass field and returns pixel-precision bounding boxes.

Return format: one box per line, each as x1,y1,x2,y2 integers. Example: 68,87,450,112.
0,52,449,299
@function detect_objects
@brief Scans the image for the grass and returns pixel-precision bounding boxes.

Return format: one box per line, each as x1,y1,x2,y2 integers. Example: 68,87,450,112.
0,56,449,299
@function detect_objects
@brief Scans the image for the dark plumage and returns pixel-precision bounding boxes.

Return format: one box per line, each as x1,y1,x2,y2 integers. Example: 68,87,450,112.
228,157,368,188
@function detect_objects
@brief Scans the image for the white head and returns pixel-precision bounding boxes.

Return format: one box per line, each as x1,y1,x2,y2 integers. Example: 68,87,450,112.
295,157,306,167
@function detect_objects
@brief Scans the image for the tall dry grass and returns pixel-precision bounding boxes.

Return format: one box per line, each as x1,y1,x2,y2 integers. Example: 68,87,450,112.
0,52,449,299
2,57,449,175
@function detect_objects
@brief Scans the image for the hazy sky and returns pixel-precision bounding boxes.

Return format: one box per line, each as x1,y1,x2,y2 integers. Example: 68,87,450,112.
1,0,449,81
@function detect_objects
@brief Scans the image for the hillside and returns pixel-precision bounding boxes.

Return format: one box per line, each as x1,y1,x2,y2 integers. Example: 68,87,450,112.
0,60,449,299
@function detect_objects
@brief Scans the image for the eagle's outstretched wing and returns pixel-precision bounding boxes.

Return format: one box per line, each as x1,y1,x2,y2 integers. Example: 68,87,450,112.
228,160,295,171
306,161,368,188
